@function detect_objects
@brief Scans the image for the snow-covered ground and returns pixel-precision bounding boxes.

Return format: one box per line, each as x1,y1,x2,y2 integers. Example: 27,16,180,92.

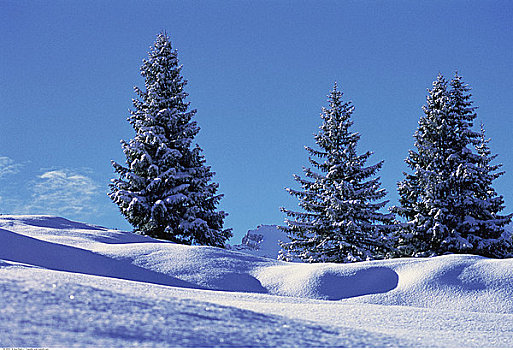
1,215,513,347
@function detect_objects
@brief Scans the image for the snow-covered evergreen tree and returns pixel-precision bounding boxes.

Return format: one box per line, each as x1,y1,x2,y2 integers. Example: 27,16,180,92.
470,124,513,256
109,32,231,247
280,84,396,263
392,73,511,258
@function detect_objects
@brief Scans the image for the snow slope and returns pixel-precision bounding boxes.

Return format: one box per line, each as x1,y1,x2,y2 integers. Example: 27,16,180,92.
1,215,513,347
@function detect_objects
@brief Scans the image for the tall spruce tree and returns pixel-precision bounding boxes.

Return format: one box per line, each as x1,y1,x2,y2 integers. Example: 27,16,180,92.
280,84,395,263
392,73,511,258
109,32,231,247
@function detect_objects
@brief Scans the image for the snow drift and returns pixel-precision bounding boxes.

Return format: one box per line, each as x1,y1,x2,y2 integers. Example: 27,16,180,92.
1,215,513,347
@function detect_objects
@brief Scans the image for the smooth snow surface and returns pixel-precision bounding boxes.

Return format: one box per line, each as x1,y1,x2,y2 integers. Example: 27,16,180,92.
1,215,513,347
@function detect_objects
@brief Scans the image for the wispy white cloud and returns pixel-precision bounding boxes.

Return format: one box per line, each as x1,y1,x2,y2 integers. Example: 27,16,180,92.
21,168,102,217
0,156,23,178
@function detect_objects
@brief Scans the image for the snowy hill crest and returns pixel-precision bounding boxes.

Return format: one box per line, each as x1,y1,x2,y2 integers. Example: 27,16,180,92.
2,216,513,347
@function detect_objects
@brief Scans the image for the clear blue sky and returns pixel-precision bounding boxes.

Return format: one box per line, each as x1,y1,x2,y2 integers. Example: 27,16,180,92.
1,0,512,243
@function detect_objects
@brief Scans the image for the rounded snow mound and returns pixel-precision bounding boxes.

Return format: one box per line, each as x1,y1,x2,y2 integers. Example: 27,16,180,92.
350,254,513,313
0,215,156,245
255,262,399,300
98,243,275,293
0,215,276,293
2,216,513,313
1,215,108,231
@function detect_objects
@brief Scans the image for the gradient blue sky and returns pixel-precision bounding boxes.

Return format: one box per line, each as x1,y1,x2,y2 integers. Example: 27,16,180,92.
1,0,512,243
